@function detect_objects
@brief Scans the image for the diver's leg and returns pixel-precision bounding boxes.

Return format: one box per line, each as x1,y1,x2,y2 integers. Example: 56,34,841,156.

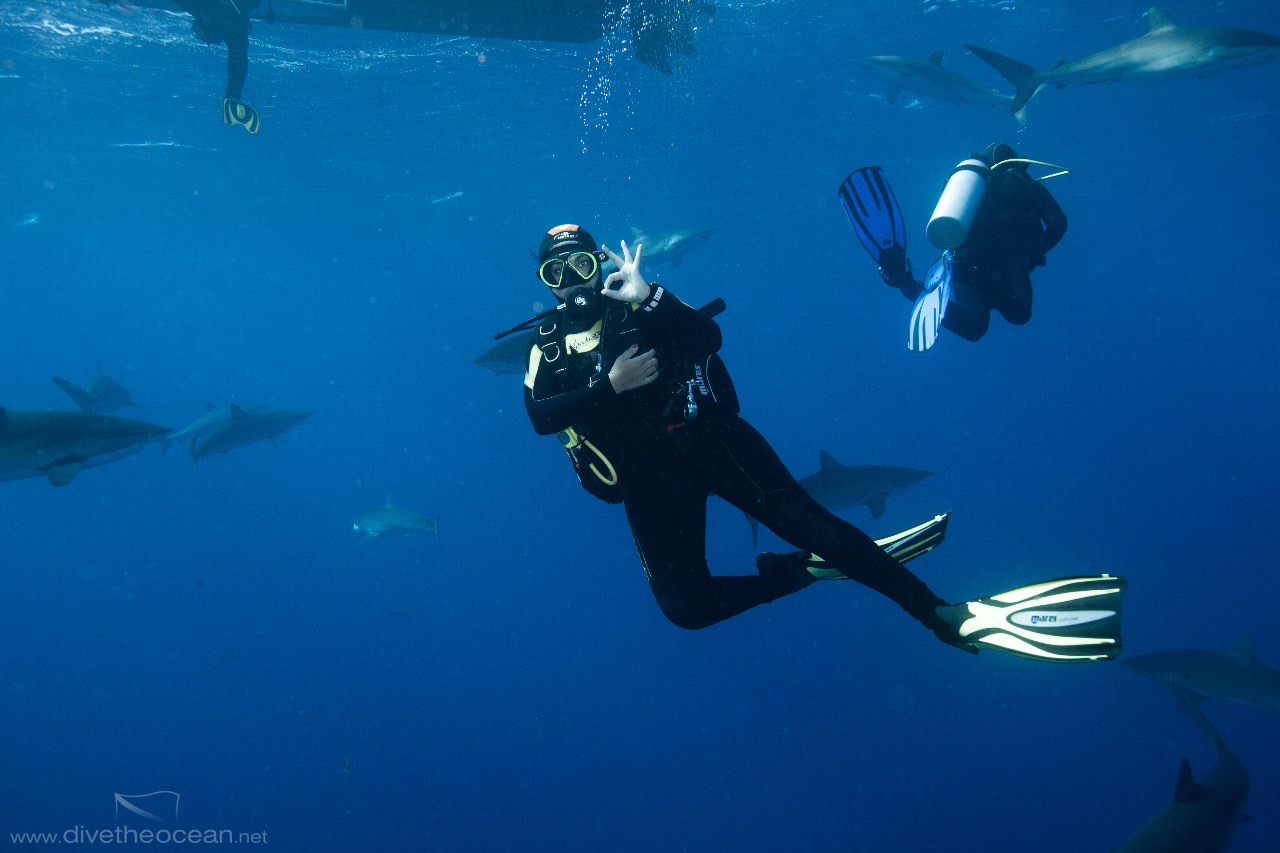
879,246,923,301
940,276,991,341
623,445,810,630
713,418,951,634
990,267,1033,325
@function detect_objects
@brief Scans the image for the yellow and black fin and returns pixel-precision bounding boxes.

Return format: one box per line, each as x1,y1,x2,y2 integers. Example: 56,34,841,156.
937,574,1128,662
221,98,260,133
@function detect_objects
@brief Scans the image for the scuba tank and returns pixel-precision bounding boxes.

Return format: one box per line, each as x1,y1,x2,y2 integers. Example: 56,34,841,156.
927,158,990,249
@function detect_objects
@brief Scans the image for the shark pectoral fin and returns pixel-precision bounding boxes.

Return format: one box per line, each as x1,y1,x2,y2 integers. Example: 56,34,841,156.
1173,686,1208,717
1172,758,1204,803
868,495,887,518
45,460,84,487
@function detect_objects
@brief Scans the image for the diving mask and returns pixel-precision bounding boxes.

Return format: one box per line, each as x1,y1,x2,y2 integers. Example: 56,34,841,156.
539,250,605,288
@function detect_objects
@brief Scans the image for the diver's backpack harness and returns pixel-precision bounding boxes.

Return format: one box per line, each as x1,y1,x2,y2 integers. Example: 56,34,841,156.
529,298,730,505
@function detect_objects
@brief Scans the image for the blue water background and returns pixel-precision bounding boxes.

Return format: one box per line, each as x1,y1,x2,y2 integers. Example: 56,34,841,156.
3,1,1279,850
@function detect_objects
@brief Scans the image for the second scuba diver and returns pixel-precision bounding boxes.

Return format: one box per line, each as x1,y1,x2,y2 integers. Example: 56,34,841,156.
510,223,1127,662
843,143,1067,348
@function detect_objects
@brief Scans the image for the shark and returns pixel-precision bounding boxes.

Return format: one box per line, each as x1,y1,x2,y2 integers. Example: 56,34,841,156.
353,497,439,541
0,406,170,486
797,452,932,519
187,405,313,462
967,7,1280,114
626,226,716,272
1114,690,1250,853
855,49,1029,125
1121,637,1280,715
747,452,932,546
161,403,268,457
51,362,141,414
473,333,534,377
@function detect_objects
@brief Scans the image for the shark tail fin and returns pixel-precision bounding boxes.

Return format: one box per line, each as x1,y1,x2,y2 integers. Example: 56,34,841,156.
965,43,1044,115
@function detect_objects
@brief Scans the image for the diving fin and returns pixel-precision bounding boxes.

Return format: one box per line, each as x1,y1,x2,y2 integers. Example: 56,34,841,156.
222,98,260,133
763,513,951,581
908,251,954,352
936,574,1128,662
839,166,907,269
875,512,950,564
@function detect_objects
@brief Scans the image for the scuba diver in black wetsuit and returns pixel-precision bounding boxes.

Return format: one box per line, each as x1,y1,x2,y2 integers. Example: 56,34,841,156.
880,143,1068,342
519,224,963,639
175,0,263,132
100,0,262,131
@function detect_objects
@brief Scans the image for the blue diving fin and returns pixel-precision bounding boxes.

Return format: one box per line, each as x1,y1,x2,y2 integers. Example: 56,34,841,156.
838,166,906,268
909,251,954,352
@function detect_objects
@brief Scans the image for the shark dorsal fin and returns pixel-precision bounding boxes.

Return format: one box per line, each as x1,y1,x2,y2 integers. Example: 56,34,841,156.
229,404,248,419
629,226,649,243
1147,7,1177,33
385,495,396,508
926,49,944,66
1172,758,1203,804
818,450,842,470
1229,636,1257,664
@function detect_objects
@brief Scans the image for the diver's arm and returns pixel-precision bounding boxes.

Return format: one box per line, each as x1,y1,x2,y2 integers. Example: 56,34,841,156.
639,285,723,355
1031,181,1068,256
524,348,616,436
524,342,658,435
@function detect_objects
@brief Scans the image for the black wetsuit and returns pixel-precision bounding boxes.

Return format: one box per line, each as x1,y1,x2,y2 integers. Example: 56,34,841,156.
948,166,1068,340
174,0,259,100
524,286,950,632
885,166,1067,341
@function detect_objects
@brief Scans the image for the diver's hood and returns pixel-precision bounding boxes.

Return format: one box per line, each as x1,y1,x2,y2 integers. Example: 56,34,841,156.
981,142,1020,168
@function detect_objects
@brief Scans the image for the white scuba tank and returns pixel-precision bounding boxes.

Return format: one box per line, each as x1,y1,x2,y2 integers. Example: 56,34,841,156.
926,158,990,249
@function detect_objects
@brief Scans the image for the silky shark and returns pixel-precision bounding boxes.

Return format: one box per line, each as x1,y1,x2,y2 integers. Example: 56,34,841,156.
746,452,932,546
52,362,142,414
473,333,534,377
967,7,1280,113
855,49,1029,125
1121,637,1280,715
1114,690,1250,853
161,403,268,457
353,497,439,542
187,405,313,462
0,407,170,486
626,225,716,272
